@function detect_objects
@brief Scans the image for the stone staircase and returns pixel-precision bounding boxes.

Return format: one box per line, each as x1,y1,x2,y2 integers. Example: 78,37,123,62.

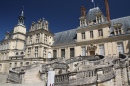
24,66,42,84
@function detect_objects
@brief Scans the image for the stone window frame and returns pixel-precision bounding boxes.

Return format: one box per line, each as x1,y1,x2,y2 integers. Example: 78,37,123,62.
29,35,32,44
36,33,40,43
98,29,103,37
90,31,94,38
44,34,47,44
61,49,65,58
43,47,47,58
81,32,86,39
113,23,123,35
35,46,38,58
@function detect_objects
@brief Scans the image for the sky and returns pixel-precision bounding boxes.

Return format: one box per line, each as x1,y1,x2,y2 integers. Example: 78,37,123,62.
0,0,130,40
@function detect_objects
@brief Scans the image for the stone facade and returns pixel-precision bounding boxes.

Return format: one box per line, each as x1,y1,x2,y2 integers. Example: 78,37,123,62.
0,1,130,86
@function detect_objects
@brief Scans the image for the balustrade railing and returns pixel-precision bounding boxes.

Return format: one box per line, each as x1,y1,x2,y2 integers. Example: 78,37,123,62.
7,63,38,84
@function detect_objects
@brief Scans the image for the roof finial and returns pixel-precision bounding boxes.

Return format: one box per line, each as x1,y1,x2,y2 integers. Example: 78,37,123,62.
21,6,24,16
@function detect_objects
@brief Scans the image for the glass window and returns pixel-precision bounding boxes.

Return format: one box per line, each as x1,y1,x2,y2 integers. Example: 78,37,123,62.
81,32,85,39
43,47,47,58
117,42,124,54
82,47,86,56
70,48,75,57
115,27,122,35
35,46,38,58
99,44,105,55
90,31,93,38
53,50,57,58
98,29,103,37
61,49,65,57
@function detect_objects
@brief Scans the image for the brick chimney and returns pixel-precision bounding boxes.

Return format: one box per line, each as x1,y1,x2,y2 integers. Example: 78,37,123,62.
104,0,110,22
81,6,86,17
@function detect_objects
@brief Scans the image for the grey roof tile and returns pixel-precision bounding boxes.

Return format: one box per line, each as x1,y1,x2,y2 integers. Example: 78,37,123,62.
52,29,77,46
110,16,130,33
86,7,106,22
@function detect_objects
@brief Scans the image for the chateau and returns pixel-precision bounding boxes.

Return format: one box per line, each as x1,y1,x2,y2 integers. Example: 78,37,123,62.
0,0,130,86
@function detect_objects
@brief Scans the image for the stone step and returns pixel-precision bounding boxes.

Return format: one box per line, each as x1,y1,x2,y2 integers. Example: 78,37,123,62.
24,66,42,84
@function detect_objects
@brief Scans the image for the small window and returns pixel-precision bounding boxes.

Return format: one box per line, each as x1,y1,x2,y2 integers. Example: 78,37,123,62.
98,29,103,37
61,49,65,57
81,32,85,39
90,31,93,38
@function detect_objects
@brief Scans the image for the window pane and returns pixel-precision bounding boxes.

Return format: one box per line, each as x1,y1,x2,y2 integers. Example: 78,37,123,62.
53,50,57,58
61,49,65,57
70,48,74,57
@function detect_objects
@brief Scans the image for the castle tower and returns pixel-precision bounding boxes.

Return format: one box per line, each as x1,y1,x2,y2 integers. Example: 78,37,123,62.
12,9,26,50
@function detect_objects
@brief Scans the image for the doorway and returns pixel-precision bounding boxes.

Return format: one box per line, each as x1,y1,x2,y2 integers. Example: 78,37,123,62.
90,51,95,56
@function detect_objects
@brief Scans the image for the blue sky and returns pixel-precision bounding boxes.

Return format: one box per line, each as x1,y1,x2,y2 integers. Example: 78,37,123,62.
0,0,129,40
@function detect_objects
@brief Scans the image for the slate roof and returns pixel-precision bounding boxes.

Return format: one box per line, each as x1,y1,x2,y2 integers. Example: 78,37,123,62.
110,16,130,34
52,29,77,46
86,7,107,22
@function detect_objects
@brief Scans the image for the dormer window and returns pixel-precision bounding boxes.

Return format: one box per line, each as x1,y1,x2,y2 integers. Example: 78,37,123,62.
97,16,102,24
96,12,102,24
113,23,123,35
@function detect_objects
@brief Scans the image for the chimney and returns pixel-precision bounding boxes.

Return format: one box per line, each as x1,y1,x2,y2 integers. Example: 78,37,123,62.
81,6,86,17
104,0,110,22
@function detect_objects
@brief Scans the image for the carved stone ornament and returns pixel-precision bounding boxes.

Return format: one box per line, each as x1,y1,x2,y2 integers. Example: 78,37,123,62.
87,43,97,51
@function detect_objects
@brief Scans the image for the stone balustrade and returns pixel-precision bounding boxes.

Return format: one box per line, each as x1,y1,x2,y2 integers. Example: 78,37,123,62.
7,63,38,84
55,73,69,86
98,71,115,83
7,69,25,83
13,63,38,72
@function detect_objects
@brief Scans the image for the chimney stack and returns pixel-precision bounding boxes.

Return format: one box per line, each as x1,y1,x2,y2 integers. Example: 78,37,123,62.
81,6,86,17
104,0,110,22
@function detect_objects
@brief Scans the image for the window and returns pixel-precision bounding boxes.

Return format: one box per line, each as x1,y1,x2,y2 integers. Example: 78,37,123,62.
97,16,102,23
28,48,31,57
36,34,40,43
70,48,75,57
98,29,103,37
61,49,65,57
115,27,122,35
53,50,57,58
43,47,47,58
44,34,47,44
35,46,38,58
99,44,105,55
29,35,32,44
117,42,124,54
82,47,86,56
90,31,93,38
81,32,85,39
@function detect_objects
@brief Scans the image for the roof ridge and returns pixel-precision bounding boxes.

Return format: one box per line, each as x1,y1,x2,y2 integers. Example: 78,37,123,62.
54,28,77,34
111,16,130,21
